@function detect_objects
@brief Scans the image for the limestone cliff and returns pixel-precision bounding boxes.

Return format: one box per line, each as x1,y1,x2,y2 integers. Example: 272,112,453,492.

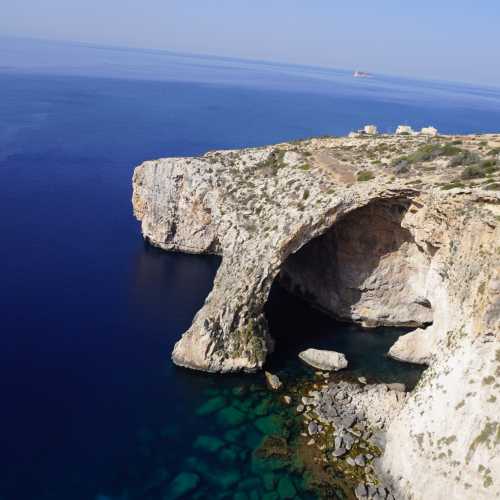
133,133,500,499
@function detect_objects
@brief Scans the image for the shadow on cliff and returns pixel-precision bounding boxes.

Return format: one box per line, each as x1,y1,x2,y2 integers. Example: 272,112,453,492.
263,282,425,389
277,198,433,328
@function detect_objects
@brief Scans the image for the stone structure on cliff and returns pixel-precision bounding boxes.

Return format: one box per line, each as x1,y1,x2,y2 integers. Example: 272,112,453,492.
133,132,500,499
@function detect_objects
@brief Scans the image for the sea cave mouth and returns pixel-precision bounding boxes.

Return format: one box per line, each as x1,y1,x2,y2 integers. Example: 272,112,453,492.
263,198,432,389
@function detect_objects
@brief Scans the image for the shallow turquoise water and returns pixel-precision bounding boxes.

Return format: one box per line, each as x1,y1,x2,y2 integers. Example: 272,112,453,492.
100,283,423,499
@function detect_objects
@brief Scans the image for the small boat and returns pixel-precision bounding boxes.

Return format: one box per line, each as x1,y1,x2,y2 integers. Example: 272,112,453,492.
353,70,372,78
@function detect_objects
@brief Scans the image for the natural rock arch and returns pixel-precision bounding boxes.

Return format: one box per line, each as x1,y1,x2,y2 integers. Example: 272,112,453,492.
132,141,500,499
276,198,433,330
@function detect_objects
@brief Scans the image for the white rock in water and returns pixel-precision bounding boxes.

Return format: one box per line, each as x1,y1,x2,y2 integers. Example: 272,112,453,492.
299,349,348,371
387,328,433,365
264,371,283,390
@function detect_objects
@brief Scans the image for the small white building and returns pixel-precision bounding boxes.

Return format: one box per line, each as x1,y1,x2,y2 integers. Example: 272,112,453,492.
395,125,415,135
363,124,378,135
421,126,438,136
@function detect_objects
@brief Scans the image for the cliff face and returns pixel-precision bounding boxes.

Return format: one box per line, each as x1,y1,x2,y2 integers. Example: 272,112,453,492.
132,134,500,499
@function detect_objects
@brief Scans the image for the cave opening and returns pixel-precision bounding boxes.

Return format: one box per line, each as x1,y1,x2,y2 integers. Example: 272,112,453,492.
264,199,431,389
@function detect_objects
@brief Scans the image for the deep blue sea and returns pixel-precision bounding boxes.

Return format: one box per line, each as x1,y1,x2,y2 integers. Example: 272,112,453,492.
1,37,500,500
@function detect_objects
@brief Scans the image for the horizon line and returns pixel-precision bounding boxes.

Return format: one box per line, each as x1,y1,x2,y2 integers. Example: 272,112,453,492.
3,33,500,92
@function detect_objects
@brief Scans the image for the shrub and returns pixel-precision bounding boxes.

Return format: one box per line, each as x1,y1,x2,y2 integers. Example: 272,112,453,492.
481,159,498,175
357,170,375,181
440,144,463,156
257,149,286,174
487,147,500,157
441,181,466,190
484,183,500,191
448,150,480,167
404,143,462,164
462,165,484,179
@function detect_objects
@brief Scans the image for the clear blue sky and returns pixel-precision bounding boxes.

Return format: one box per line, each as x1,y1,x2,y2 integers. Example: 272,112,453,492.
2,0,499,86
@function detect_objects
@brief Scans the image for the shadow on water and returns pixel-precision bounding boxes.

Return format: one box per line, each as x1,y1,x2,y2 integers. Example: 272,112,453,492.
264,282,425,390
100,276,424,500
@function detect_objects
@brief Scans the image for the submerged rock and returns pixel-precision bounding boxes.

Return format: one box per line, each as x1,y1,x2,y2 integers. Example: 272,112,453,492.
164,472,199,500
298,348,348,371
277,476,296,499
196,396,226,416
216,406,246,427
193,435,225,453
255,415,284,436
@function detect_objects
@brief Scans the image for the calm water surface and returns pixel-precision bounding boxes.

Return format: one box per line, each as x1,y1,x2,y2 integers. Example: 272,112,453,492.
1,38,500,500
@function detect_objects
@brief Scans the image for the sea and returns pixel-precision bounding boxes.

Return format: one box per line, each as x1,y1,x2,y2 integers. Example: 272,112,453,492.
1,37,500,500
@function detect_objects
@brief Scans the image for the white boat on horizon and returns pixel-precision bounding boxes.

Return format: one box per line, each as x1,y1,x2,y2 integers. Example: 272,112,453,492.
353,70,372,78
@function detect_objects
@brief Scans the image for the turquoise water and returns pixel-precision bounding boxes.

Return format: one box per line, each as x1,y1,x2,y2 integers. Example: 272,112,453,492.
100,284,423,499
0,37,498,499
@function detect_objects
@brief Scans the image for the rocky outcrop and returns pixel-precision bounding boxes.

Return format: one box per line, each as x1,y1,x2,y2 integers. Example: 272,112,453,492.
264,371,282,391
133,134,500,499
387,327,433,364
298,348,348,371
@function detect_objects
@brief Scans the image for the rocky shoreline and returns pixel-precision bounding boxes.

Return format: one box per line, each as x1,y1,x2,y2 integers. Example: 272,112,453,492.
284,370,406,499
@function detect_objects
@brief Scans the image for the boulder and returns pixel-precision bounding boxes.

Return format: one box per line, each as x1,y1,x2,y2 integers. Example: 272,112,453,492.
387,328,433,365
298,349,348,371
307,421,319,435
264,371,283,391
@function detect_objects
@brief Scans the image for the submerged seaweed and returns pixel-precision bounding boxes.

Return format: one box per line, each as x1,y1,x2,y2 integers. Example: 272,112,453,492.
98,294,423,500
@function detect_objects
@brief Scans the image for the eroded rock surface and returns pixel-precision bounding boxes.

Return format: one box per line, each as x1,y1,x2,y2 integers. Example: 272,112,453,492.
133,133,500,499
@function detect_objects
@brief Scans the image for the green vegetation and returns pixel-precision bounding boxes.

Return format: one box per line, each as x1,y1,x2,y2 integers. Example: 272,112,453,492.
461,159,499,180
466,421,500,464
257,149,286,174
462,165,484,180
441,180,466,190
392,143,463,167
448,150,481,167
357,170,375,181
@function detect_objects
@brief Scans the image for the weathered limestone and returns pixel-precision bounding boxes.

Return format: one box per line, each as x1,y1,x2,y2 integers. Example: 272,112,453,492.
387,327,434,364
279,199,434,327
298,348,348,371
132,134,500,499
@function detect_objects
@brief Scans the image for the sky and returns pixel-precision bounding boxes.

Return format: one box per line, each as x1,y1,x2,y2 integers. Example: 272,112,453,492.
1,0,499,86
